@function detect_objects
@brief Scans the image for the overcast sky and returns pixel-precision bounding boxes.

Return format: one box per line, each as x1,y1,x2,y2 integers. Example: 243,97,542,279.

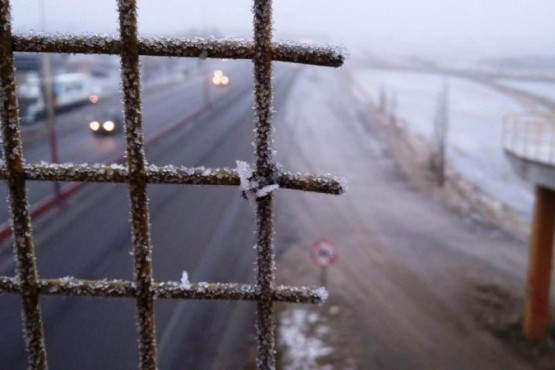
11,0,555,60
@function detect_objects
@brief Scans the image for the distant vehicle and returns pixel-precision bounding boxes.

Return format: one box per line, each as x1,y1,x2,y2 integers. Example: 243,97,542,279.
16,72,44,124
53,73,100,108
212,70,230,86
16,72,101,124
89,110,122,135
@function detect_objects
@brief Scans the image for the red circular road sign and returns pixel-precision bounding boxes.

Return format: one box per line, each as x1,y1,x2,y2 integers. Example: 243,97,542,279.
310,239,338,267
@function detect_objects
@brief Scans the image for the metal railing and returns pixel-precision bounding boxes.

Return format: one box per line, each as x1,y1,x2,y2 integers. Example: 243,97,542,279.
503,112,555,166
0,1,346,369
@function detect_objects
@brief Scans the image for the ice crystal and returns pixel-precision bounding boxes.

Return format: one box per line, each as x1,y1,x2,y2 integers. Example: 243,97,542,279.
256,184,279,198
315,287,328,303
180,271,191,290
236,160,278,207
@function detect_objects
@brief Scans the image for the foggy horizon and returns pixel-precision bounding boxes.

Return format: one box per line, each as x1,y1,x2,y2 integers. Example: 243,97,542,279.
10,0,555,62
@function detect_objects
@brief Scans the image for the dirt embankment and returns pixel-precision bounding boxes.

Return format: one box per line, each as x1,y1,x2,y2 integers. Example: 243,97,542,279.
367,104,531,242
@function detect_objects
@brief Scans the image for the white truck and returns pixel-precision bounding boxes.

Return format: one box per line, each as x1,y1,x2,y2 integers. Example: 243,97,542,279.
16,72,100,124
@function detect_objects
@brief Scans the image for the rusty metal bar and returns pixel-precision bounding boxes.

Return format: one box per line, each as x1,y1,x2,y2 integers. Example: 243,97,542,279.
252,0,277,368
523,185,555,342
0,163,347,195
0,1,48,369
0,277,326,304
117,1,158,368
12,33,344,68
0,1,350,367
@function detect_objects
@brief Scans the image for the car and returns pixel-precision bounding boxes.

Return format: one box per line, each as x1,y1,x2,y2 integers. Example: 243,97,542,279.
89,110,122,135
212,70,230,86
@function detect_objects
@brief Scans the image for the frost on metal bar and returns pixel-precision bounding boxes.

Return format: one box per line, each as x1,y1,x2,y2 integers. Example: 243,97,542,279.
0,276,326,304
252,0,277,368
0,163,347,194
0,0,348,368
0,1,48,369
13,33,344,68
117,1,157,369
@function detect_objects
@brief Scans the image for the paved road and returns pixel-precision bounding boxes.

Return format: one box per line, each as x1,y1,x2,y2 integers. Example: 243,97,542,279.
0,63,299,369
0,61,244,224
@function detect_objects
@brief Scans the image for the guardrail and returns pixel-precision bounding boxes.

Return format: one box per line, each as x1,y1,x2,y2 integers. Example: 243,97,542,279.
503,112,555,166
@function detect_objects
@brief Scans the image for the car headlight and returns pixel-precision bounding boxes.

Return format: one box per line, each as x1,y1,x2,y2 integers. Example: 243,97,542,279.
212,76,221,85
221,76,229,85
103,121,115,132
89,121,100,131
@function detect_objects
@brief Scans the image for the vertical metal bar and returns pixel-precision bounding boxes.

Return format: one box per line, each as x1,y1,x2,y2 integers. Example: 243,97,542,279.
513,116,521,155
523,185,555,342
535,118,542,161
117,1,158,368
0,1,48,368
252,0,276,368
505,116,516,152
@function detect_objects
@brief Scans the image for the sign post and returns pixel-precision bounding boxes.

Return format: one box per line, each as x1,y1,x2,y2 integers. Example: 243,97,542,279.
310,239,338,287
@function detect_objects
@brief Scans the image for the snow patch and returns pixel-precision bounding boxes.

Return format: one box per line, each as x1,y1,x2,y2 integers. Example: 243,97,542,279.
279,308,333,369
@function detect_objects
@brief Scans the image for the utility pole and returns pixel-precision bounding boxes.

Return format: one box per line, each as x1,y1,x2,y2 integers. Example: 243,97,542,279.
39,0,62,199
432,79,449,187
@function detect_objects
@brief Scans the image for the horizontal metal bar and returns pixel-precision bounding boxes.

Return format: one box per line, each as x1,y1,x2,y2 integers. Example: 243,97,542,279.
0,276,326,304
13,33,344,68
0,163,347,195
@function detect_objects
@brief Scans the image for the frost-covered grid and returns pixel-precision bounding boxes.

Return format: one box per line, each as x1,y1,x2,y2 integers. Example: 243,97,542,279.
503,112,555,166
0,0,345,369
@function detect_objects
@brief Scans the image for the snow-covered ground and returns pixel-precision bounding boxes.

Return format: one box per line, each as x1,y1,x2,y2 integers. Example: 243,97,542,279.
353,69,535,218
499,79,555,103
279,308,333,369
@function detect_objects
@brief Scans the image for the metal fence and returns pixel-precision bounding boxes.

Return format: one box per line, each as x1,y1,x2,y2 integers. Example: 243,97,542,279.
0,1,346,369
503,112,555,166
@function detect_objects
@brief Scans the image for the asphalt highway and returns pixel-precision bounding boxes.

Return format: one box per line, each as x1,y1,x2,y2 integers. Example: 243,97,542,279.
0,62,299,369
